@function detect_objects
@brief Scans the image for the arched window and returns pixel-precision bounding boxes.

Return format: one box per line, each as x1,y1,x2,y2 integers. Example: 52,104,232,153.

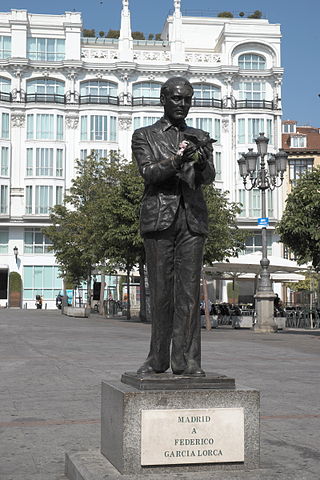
192,83,222,107
26,79,65,103
80,80,118,103
193,84,221,99
0,77,11,93
238,54,266,70
132,82,162,106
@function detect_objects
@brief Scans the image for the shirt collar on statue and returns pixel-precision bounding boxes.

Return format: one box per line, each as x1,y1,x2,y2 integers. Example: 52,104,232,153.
160,116,187,132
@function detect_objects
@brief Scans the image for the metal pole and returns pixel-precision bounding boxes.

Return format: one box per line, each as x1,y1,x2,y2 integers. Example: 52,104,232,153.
254,153,277,333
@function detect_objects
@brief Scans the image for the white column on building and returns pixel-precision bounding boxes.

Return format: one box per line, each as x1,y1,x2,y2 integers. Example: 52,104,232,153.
65,112,79,190
118,0,133,62
64,12,82,61
170,0,185,64
9,10,27,58
118,115,132,161
10,112,25,218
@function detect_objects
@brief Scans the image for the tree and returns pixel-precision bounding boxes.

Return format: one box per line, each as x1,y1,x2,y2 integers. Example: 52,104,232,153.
82,29,95,37
277,167,320,271
155,33,162,41
217,12,234,18
106,29,120,38
99,31,105,38
203,186,247,265
44,152,145,317
248,10,263,19
132,31,145,40
148,33,154,40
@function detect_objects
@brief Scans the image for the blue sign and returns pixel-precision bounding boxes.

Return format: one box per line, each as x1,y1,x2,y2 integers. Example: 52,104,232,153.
257,217,269,227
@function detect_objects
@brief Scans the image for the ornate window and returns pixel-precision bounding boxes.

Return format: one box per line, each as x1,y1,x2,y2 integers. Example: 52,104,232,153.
27,78,64,95
0,113,9,139
0,228,8,253
289,158,313,185
238,54,266,70
0,77,11,93
0,37,11,59
26,114,63,140
24,228,52,254
132,82,162,105
26,78,65,103
27,38,65,61
239,81,265,101
80,115,117,142
192,84,222,107
244,231,272,255
80,80,117,97
23,265,62,300
0,185,8,214
25,185,62,215
0,147,9,176
290,135,307,148
26,148,64,177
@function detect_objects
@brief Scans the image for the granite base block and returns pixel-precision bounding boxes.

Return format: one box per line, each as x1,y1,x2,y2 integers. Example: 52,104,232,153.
101,380,260,475
65,450,305,480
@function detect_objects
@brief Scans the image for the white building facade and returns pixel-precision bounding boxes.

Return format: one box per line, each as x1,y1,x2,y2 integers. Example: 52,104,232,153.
0,1,284,308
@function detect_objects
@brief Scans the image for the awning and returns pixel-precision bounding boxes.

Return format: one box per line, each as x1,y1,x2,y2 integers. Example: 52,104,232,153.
204,252,309,282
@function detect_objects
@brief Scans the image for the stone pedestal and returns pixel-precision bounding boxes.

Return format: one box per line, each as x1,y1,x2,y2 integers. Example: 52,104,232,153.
254,291,277,333
65,376,260,479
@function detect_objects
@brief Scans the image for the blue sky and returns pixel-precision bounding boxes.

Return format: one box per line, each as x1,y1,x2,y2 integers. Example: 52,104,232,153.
2,0,320,126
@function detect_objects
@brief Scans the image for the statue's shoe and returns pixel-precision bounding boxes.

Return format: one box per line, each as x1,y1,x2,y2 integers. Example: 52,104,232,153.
137,363,166,374
183,365,206,377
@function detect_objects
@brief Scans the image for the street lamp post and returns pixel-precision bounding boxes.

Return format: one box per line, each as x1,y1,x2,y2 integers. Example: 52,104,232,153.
238,133,288,333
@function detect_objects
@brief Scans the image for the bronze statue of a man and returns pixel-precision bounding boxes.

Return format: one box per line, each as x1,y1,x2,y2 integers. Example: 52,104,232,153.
132,77,215,376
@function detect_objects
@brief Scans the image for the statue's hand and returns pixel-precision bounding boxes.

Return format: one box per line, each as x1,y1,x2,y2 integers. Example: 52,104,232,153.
181,141,200,163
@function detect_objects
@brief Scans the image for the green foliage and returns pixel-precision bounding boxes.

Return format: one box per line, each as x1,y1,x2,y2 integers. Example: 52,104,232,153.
285,272,319,293
239,12,245,17
82,28,95,37
155,33,162,41
132,31,145,40
99,31,105,38
248,10,263,19
9,272,22,293
203,186,247,264
277,167,320,271
44,152,145,289
217,11,234,18
106,29,120,38
148,33,154,40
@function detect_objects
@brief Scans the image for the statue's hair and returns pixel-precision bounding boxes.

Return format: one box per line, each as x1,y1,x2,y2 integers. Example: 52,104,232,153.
160,76,193,97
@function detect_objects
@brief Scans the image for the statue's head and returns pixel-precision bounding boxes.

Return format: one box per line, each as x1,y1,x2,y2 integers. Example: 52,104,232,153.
160,77,193,126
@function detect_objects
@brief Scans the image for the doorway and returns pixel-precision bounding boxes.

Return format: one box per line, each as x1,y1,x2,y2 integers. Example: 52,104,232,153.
0,269,8,299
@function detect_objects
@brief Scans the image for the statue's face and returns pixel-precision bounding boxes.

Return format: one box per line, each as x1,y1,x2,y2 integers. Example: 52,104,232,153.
161,83,193,125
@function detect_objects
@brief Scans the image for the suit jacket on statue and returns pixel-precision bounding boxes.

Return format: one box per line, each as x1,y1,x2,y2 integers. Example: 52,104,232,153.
132,117,216,236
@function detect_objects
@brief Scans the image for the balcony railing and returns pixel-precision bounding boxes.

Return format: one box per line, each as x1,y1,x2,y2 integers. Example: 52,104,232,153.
25,93,66,104
0,91,11,102
132,97,162,106
235,99,274,110
192,98,223,108
79,94,119,105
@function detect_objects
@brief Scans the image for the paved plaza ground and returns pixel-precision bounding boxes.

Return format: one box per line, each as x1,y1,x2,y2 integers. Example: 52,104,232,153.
0,308,319,480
